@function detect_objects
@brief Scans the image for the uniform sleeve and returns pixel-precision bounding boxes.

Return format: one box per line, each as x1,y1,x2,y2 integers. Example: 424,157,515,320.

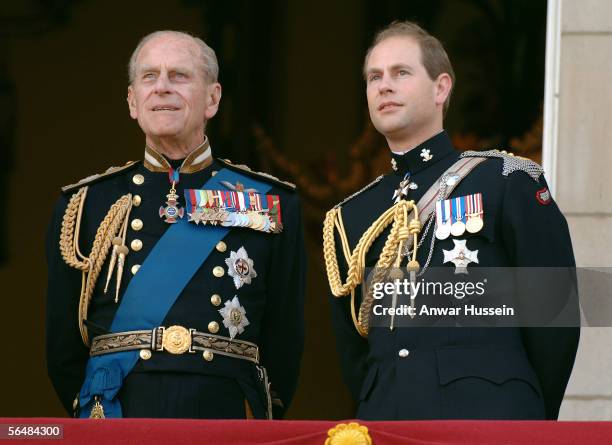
328,222,369,402
501,172,580,419
45,195,90,415
260,192,306,418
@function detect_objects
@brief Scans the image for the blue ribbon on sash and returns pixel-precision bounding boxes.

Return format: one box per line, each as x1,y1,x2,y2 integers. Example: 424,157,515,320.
79,168,273,418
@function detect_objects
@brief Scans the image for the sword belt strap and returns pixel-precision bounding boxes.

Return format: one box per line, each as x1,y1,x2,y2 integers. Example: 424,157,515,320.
89,326,260,364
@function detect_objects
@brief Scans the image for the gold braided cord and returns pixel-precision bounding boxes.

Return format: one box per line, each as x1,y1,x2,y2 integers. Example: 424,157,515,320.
349,290,366,337
58,187,132,346
323,204,398,298
74,185,89,262
358,202,421,334
334,209,352,267
77,194,132,346
323,200,421,336
322,209,344,294
59,187,90,271
329,208,368,337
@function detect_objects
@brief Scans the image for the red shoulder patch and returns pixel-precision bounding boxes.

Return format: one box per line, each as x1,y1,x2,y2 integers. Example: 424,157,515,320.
536,187,551,205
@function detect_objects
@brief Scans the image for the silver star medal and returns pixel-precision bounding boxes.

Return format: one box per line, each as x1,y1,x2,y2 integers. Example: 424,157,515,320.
420,148,433,162
443,239,479,275
225,246,257,289
219,296,250,339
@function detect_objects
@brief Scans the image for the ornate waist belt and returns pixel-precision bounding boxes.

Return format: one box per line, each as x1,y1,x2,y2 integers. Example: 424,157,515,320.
90,325,259,364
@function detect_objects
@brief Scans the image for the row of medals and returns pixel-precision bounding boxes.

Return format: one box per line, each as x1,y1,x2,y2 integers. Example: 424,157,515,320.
435,212,484,240
188,207,278,233
159,184,280,233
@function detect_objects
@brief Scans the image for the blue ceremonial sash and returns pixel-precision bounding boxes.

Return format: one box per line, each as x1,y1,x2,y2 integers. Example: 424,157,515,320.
79,168,273,418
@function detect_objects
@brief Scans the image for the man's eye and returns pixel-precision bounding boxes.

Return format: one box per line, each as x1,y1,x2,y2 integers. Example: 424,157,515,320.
398,70,409,76
172,72,188,80
143,73,156,80
368,74,381,82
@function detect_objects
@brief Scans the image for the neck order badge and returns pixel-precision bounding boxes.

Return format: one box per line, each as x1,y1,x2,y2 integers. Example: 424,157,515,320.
159,168,184,223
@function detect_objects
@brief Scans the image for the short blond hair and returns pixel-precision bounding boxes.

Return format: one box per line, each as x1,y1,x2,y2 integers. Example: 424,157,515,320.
364,21,455,114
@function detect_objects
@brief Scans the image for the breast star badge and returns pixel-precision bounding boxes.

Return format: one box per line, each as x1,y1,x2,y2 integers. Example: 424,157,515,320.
225,246,257,289
443,239,479,274
219,296,250,339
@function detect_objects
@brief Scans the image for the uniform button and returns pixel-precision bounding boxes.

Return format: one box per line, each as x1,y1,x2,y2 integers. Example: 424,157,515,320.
210,294,222,306
130,239,143,251
213,266,225,277
216,241,227,252
131,264,141,275
139,349,152,360
132,174,144,185
211,170,218,177
131,219,143,231
132,195,142,207
208,321,219,334
203,350,214,361
398,349,410,358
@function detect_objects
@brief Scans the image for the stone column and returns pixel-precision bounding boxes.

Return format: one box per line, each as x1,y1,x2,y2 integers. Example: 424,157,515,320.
552,0,612,420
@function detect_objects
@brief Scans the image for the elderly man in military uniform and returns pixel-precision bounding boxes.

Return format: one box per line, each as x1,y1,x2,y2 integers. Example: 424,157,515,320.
46,30,305,419
324,21,579,420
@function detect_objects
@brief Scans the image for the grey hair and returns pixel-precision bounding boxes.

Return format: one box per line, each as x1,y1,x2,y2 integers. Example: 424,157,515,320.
128,30,219,84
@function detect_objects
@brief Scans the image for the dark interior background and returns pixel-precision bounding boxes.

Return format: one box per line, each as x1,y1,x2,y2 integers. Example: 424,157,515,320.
0,0,545,419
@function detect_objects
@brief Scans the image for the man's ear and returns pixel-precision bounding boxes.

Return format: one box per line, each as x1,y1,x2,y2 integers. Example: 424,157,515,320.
434,73,452,107
127,85,138,119
204,83,222,120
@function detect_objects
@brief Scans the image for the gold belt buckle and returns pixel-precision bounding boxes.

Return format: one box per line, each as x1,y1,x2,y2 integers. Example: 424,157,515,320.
161,325,193,354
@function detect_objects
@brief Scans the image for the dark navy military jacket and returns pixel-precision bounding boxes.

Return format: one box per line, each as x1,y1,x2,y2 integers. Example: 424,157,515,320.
329,131,579,420
46,154,305,419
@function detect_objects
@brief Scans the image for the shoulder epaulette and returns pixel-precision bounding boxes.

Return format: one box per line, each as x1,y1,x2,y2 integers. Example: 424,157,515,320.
61,160,142,194
333,175,384,209
460,149,543,182
217,158,296,191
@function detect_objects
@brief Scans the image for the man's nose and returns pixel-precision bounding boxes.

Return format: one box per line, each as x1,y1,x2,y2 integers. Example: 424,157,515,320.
378,73,393,94
153,72,172,94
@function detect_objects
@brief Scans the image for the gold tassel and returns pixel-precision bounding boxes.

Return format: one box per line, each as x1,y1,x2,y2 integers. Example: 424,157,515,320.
89,396,105,419
104,237,123,294
114,245,129,303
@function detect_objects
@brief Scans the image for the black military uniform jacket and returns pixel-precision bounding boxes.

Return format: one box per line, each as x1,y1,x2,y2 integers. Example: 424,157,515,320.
329,130,579,420
46,141,306,419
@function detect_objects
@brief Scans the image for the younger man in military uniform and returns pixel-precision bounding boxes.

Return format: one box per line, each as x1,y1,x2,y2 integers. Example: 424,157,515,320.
46,31,305,419
324,22,579,420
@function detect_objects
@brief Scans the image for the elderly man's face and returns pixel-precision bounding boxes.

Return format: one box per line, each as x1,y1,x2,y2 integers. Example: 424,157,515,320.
127,35,220,146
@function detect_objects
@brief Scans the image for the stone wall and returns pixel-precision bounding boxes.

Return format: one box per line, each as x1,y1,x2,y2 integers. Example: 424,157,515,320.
555,0,612,420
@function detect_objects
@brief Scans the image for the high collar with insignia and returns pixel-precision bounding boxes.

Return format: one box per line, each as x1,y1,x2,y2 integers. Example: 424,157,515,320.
143,137,213,174
389,130,455,175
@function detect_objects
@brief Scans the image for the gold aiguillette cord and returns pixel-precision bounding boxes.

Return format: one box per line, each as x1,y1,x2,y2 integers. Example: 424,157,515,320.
323,199,421,336
103,201,132,303
389,203,421,330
